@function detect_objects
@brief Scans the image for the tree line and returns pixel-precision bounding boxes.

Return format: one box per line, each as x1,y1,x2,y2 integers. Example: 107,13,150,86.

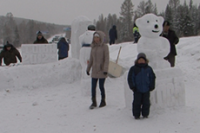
94,0,200,43
0,12,67,48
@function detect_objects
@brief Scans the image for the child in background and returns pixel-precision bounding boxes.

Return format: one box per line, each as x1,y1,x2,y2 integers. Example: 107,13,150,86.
127,53,156,119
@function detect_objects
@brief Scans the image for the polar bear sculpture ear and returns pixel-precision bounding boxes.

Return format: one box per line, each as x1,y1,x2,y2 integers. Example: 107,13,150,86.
135,18,142,27
158,16,164,24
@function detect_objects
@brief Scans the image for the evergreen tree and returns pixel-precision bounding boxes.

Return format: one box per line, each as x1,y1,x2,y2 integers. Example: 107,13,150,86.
3,23,12,44
179,1,193,37
159,11,165,18
106,14,119,43
18,20,27,44
13,26,21,47
166,0,181,35
189,0,198,35
136,1,146,17
145,0,154,14
153,4,158,15
164,5,173,22
198,4,200,34
120,0,134,41
136,0,158,17
26,20,37,43
3,12,17,43
96,14,107,32
0,16,6,44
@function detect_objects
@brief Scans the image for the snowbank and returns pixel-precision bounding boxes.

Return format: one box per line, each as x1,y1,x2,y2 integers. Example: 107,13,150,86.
0,58,81,91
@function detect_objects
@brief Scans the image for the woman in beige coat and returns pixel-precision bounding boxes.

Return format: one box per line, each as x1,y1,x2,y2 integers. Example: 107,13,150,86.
86,31,109,109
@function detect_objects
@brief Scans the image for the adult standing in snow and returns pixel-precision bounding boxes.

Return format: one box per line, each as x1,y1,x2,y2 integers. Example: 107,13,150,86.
33,31,48,44
133,23,140,43
86,31,109,109
0,42,22,66
109,25,117,45
57,37,69,60
79,25,96,96
127,53,156,119
161,21,179,67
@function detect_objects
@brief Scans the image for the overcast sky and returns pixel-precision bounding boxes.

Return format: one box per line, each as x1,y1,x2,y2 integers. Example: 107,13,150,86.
0,0,199,25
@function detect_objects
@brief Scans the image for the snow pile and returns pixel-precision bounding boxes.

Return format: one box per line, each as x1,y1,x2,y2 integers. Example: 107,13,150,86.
0,58,81,91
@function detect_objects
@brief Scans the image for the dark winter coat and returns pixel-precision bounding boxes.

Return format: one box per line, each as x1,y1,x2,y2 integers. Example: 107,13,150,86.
161,29,179,56
87,31,109,79
127,63,156,93
0,44,22,66
33,36,48,44
109,25,118,41
57,37,69,58
133,27,140,38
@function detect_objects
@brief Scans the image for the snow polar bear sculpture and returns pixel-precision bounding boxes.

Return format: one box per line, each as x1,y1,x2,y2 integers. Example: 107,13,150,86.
136,13,170,69
124,14,185,112
71,16,93,59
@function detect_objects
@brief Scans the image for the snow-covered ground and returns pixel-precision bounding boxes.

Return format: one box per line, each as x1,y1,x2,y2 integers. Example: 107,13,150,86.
0,36,200,133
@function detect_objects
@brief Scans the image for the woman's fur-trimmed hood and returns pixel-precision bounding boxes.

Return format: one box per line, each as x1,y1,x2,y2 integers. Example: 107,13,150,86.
91,31,106,47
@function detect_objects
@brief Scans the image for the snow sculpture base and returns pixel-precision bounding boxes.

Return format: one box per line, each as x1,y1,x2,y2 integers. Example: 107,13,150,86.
21,44,58,65
124,68,185,110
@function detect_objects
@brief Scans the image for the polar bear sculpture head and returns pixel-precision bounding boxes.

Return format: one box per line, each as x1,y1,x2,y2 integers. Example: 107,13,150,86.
136,13,164,38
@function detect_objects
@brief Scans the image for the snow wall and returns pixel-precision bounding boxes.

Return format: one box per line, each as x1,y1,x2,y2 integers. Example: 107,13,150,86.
21,44,58,65
124,67,186,110
0,58,81,90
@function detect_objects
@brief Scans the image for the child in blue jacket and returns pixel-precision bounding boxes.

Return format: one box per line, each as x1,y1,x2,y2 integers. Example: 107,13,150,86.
127,53,156,119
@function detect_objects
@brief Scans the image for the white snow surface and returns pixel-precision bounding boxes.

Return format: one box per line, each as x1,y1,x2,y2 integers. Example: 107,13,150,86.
0,36,200,133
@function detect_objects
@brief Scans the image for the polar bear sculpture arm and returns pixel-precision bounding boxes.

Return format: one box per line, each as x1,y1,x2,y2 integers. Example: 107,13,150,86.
160,37,170,57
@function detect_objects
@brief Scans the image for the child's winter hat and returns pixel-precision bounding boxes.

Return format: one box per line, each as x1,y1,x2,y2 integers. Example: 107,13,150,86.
37,31,43,36
5,41,12,47
137,53,147,61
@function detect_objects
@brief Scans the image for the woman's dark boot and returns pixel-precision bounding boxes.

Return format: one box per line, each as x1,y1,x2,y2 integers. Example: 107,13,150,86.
89,97,97,109
99,97,106,108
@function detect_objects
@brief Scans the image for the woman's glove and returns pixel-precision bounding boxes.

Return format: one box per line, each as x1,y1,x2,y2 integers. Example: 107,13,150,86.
103,72,108,75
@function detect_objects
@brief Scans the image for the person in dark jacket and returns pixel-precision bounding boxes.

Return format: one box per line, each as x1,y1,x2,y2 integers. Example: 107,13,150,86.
33,31,48,44
161,21,179,67
0,42,22,66
127,53,156,119
57,37,69,60
109,25,117,45
133,23,140,43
